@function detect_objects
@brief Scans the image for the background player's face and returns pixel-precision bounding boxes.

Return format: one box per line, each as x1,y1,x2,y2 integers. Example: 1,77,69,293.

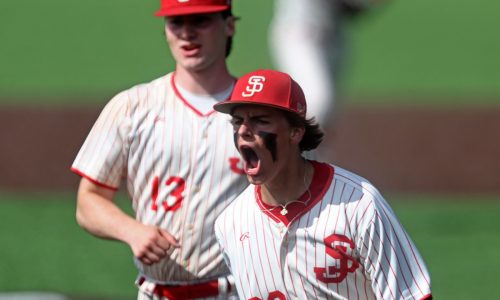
231,105,303,185
165,13,234,73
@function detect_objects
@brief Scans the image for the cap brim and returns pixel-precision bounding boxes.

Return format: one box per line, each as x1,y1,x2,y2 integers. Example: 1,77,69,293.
214,100,301,116
155,5,229,17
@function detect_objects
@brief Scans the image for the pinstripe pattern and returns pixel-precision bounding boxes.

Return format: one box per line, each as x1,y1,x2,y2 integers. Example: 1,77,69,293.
215,161,432,300
72,72,248,282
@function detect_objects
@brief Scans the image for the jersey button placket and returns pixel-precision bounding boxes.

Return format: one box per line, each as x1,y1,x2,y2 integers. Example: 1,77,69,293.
277,223,290,251
278,229,291,291
278,223,286,235
280,225,290,250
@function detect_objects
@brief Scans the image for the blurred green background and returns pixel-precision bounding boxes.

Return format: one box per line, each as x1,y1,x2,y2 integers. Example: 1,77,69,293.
1,0,499,299
1,0,500,103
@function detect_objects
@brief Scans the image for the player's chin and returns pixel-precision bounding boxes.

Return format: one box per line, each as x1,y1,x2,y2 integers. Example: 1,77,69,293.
244,163,271,185
246,174,265,186
178,58,206,72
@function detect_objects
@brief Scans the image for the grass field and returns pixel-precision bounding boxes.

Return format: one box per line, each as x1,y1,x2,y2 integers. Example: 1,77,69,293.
1,192,499,299
0,192,137,299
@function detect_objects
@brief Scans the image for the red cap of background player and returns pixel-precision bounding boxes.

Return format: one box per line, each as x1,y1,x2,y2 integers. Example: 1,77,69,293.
214,69,307,118
155,0,231,17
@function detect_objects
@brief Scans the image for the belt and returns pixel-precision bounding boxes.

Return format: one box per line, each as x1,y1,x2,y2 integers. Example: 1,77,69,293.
137,276,230,299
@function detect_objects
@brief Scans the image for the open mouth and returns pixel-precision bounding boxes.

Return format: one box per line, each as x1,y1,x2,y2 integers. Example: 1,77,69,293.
182,44,199,51
240,145,261,175
181,44,201,56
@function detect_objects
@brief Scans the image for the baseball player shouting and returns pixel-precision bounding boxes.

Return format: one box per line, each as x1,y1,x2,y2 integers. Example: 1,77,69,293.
71,0,248,299
213,69,432,300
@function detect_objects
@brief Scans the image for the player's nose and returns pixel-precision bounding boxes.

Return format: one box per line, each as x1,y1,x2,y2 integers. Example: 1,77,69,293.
179,23,197,39
237,120,253,138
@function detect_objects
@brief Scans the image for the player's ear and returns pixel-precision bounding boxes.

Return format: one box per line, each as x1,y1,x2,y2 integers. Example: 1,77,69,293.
289,127,305,144
225,15,236,37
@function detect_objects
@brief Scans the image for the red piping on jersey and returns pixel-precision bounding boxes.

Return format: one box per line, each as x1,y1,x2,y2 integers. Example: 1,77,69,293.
421,293,433,300
171,72,233,117
256,160,334,226
70,167,119,191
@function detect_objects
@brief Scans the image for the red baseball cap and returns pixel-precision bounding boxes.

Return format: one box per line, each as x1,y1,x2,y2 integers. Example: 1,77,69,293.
214,69,307,118
155,0,231,17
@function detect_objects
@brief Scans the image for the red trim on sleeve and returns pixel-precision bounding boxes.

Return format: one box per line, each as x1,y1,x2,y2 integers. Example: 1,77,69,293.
420,294,433,300
70,167,119,191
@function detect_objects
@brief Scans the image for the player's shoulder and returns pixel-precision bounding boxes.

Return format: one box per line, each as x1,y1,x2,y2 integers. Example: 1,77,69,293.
215,185,254,226
107,73,172,106
125,73,172,99
332,164,383,201
330,164,394,227
114,73,172,101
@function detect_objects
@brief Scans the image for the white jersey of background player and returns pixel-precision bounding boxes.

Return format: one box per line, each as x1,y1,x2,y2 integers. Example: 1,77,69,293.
71,0,248,299
213,69,432,300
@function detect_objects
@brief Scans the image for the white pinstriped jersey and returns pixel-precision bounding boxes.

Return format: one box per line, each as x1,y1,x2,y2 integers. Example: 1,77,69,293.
72,72,248,283
215,161,432,300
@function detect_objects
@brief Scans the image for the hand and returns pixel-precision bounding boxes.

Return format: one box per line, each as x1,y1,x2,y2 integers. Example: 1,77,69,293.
126,223,180,265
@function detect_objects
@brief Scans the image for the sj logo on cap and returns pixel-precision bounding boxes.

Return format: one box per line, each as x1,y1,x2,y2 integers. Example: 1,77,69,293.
242,76,265,97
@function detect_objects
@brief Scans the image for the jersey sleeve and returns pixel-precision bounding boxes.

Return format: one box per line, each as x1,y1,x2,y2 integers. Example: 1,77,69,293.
71,91,133,190
356,193,432,300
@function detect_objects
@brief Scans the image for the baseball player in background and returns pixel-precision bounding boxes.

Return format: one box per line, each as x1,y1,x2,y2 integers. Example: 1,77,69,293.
213,69,432,300
71,0,248,299
269,0,383,129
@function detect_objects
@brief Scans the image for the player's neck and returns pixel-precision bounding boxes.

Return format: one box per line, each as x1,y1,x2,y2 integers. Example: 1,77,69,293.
174,64,235,95
262,157,313,207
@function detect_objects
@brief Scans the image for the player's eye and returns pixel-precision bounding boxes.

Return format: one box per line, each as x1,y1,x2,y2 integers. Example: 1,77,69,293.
191,16,211,28
230,118,243,126
167,18,183,28
255,118,270,125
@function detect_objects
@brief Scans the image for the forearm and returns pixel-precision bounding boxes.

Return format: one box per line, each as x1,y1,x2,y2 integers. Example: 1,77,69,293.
76,178,138,244
76,178,180,264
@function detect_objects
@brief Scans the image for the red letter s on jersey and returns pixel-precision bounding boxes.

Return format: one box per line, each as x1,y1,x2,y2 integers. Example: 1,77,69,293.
314,234,359,283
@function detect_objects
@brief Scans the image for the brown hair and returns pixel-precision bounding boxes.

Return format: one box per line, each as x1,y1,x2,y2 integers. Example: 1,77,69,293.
283,111,324,152
221,9,235,57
